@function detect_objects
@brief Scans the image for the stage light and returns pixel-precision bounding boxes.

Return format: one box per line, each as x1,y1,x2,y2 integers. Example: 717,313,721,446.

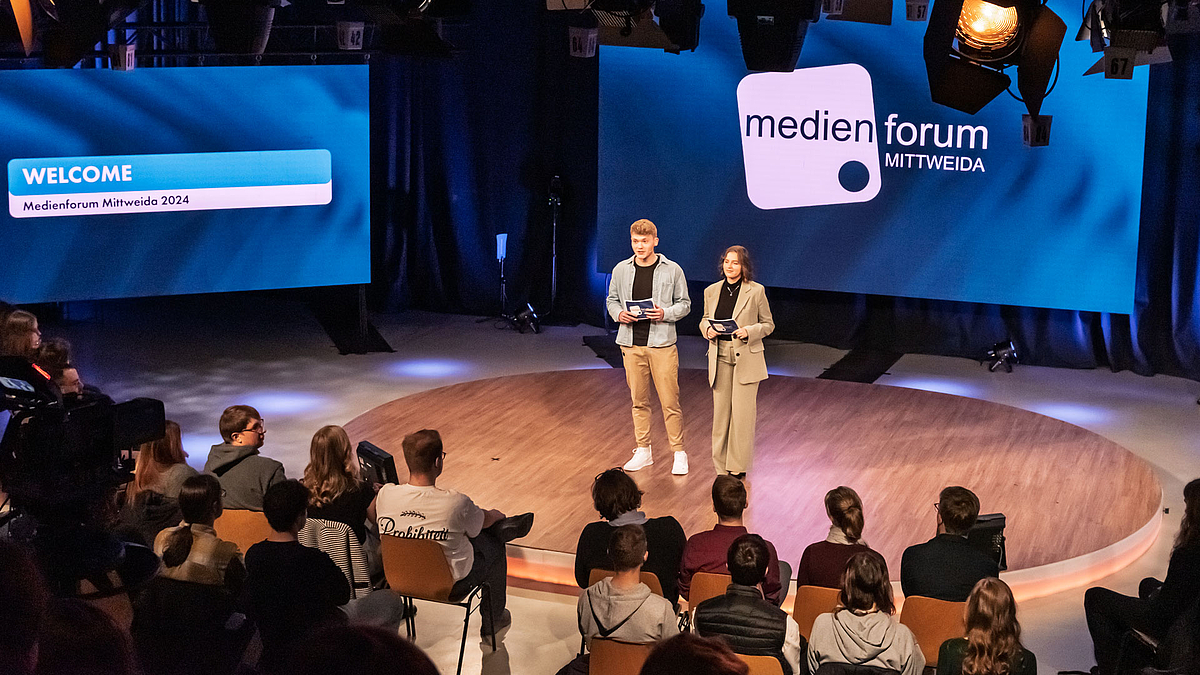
515,303,541,334
728,0,822,71
923,0,1065,116
1,0,34,55
957,0,1020,58
1077,0,1176,76
984,340,1018,372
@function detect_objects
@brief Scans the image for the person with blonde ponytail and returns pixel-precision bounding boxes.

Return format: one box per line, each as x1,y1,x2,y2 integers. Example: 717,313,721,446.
796,486,872,588
302,425,379,547
937,578,1036,675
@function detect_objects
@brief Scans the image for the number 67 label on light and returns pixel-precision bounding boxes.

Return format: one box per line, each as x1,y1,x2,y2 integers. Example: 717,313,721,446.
1103,47,1136,79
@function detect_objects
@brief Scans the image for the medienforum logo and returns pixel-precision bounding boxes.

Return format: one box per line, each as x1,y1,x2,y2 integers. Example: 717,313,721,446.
736,64,882,210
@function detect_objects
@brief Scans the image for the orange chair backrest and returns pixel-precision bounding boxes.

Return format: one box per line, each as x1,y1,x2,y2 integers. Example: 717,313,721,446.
587,568,665,597
898,595,966,667
792,585,842,641
380,535,457,602
212,509,273,555
588,637,654,675
690,571,732,609
739,654,786,675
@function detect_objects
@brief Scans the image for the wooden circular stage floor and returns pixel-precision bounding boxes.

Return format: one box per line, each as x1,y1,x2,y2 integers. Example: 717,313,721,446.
346,369,1161,597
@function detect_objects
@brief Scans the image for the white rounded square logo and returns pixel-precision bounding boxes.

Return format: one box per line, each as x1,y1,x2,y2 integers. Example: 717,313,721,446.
737,64,882,210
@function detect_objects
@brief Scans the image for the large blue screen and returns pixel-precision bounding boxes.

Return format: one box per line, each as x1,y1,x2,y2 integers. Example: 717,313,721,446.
1,65,369,304
598,3,1148,313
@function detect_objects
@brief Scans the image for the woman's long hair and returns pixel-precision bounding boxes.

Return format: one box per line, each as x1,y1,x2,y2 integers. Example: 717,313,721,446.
1176,478,1200,552
161,474,222,568
125,420,187,501
302,425,360,508
839,549,894,615
0,310,39,359
961,578,1024,675
825,486,865,543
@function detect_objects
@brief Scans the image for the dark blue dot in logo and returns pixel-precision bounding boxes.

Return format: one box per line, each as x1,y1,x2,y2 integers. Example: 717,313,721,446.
838,161,870,193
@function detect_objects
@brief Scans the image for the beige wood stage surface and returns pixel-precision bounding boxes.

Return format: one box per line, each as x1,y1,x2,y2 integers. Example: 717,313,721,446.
345,369,1160,579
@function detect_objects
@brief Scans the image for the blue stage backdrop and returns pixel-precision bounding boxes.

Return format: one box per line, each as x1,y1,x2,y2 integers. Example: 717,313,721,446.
597,3,1148,314
0,65,369,304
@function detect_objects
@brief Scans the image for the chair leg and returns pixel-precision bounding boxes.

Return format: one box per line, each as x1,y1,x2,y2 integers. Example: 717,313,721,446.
456,594,472,675
484,582,496,652
404,597,415,640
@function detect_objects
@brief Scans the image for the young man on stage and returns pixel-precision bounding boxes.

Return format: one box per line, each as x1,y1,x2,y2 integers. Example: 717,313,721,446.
606,219,692,475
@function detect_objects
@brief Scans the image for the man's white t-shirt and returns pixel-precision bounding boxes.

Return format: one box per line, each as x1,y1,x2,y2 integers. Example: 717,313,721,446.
375,483,485,581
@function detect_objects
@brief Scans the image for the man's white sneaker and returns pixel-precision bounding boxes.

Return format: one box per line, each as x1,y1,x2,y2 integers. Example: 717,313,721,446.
672,451,689,475
623,447,654,472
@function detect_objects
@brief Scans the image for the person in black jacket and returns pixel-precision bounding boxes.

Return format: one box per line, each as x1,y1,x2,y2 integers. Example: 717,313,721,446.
243,480,350,673
900,486,999,602
694,534,804,675
1082,478,1200,675
574,468,686,607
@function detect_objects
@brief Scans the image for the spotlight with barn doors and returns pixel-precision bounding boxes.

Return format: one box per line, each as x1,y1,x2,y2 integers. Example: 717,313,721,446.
728,0,822,71
923,0,1066,118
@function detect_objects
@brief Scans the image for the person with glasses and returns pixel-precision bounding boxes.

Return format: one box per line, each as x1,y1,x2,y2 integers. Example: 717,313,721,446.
375,429,534,639
900,486,999,602
204,404,287,511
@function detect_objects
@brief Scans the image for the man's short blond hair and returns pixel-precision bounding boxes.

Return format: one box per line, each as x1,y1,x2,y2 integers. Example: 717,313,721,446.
630,219,657,237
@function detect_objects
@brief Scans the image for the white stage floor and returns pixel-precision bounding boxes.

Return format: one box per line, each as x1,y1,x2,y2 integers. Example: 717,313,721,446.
52,296,1200,675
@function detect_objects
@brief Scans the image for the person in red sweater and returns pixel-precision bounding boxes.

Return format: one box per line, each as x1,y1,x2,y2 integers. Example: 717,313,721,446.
796,486,872,588
678,475,783,606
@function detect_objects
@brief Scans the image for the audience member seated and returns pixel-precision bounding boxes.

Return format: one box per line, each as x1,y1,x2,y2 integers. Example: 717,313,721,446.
33,337,111,406
37,598,140,675
938,578,1035,675
639,633,751,675
0,540,48,675
558,524,681,675
282,624,439,675
0,309,40,361
1081,477,1200,675
119,420,199,546
244,480,353,673
900,486,998,602
204,404,286,511
575,467,687,607
375,429,534,638
302,424,381,574
694,533,804,675
154,474,247,594
808,550,924,675
680,475,782,605
797,486,872,589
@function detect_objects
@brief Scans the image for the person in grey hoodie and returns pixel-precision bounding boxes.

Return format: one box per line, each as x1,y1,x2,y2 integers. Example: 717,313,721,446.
558,524,680,675
807,550,925,675
203,405,286,511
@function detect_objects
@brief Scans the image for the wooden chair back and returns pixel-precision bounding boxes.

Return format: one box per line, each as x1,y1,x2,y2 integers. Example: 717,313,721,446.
739,654,786,675
690,571,732,609
588,568,665,597
380,535,457,602
792,585,842,641
588,637,654,675
898,596,966,667
212,509,273,554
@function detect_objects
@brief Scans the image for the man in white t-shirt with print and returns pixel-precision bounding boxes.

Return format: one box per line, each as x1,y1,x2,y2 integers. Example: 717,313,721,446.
376,429,534,637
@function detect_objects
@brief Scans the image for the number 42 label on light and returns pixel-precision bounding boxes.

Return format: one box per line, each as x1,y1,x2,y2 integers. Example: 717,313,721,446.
1103,47,1136,79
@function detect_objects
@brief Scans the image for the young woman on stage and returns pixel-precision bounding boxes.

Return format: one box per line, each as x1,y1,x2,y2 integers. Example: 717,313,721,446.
699,246,774,478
